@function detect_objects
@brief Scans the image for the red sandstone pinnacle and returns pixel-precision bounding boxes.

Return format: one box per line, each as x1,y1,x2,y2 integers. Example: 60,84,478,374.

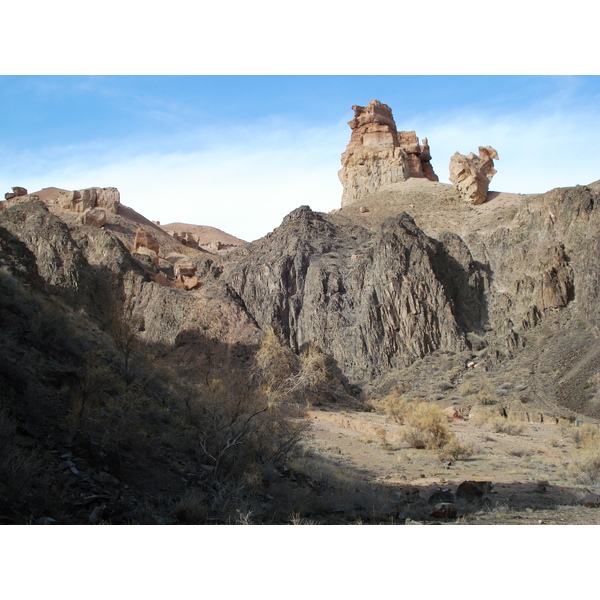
339,100,438,207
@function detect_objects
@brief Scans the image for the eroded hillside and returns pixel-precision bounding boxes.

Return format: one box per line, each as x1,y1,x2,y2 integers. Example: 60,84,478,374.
1,101,599,524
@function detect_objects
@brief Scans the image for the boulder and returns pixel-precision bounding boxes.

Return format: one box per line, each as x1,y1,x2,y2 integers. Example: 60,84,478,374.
582,492,600,508
133,246,159,267
132,227,160,256
152,271,171,287
81,208,106,228
449,146,499,205
5,187,28,201
175,261,197,278
165,252,190,264
456,480,493,503
428,488,456,506
183,276,202,291
430,502,457,519
444,406,464,421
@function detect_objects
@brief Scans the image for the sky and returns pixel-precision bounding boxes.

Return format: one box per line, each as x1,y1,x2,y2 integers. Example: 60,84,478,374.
2,75,599,241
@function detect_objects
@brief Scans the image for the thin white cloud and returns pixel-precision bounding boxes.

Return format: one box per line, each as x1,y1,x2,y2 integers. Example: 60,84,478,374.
1,121,347,242
2,99,599,241
414,106,600,193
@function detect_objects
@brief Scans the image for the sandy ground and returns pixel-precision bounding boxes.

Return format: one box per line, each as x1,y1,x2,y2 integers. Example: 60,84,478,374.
161,222,246,246
300,404,600,524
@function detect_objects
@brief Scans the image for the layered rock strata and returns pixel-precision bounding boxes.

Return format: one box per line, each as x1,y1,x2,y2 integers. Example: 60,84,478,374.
3,186,121,214
449,146,498,205
339,100,438,207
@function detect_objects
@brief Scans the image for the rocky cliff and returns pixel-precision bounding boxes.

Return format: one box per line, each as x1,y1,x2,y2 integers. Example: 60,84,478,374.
217,206,472,382
1,123,598,419
3,176,598,410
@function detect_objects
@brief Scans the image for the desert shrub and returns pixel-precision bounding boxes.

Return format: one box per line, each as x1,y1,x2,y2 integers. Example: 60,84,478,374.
476,389,496,405
185,375,309,483
403,401,452,449
379,391,470,458
253,332,331,408
572,448,600,484
468,406,497,425
178,332,319,485
573,423,600,449
378,385,414,424
491,418,524,435
253,329,299,395
298,344,329,395
375,426,389,449
571,423,600,484
436,436,473,462
458,381,477,396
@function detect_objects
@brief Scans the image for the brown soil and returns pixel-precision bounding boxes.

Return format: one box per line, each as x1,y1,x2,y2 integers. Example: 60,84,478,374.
161,222,246,247
333,178,537,240
298,402,600,525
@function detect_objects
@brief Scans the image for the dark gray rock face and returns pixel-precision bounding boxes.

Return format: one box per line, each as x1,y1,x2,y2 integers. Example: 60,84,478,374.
1,183,598,398
0,200,95,303
462,184,598,361
219,206,472,382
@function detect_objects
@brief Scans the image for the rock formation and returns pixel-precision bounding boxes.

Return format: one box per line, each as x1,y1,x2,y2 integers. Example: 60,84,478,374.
32,186,121,213
449,146,498,205
162,223,246,254
132,227,160,255
81,208,107,228
4,186,28,200
339,100,438,207
218,206,470,381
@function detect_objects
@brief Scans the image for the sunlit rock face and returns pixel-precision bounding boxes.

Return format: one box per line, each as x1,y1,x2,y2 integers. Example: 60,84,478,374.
339,100,438,207
449,146,499,205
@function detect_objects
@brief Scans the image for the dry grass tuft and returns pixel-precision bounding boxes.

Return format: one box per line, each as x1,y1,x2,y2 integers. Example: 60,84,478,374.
571,423,600,483
491,418,524,435
378,391,472,459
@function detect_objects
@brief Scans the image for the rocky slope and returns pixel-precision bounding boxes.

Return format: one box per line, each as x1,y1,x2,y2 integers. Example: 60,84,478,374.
203,178,598,415
2,176,597,416
1,106,599,524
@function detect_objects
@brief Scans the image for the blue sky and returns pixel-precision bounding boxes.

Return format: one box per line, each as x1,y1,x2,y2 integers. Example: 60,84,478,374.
1,75,599,241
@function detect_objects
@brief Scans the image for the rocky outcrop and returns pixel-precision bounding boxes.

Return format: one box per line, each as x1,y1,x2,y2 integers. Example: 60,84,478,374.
4,186,28,200
0,200,97,303
162,223,246,254
132,227,160,255
397,131,437,180
81,208,106,228
339,100,438,207
34,186,121,214
449,146,498,205
218,206,469,382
